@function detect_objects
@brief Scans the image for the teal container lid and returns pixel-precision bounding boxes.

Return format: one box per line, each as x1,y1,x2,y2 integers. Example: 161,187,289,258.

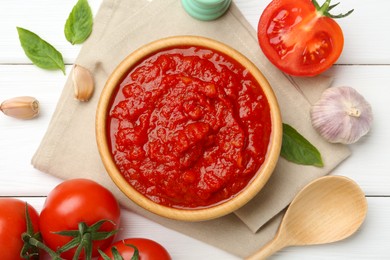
181,0,232,21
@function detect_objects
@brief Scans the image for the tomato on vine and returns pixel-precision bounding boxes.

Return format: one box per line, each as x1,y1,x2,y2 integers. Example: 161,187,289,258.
39,178,121,259
257,0,353,76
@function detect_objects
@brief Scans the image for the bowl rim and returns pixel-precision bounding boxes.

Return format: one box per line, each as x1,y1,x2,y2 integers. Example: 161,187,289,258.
96,35,282,221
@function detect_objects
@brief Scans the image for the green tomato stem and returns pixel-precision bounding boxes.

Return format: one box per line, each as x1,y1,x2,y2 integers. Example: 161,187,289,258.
21,203,62,260
318,0,331,14
312,0,353,18
55,220,118,259
97,243,140,260
21,233,63,260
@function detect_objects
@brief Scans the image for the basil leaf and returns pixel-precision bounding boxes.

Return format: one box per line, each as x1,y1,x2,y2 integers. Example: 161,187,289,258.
16,27,65,74
281,123,323,167
65,0,93,45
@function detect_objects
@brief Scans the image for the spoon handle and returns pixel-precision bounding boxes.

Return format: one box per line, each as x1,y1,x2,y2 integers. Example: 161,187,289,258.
246,235,287,260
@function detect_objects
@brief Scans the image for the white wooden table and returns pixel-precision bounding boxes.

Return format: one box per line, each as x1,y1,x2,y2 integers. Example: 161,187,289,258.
1,0,389,259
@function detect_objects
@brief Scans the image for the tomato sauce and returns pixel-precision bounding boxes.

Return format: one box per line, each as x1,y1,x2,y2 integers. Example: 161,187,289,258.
108,46,271,209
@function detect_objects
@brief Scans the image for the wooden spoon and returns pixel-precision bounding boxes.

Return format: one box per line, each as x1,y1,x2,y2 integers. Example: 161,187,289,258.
246,176,367,259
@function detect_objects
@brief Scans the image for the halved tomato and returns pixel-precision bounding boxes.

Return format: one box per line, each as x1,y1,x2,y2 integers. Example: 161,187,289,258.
258,0,352,76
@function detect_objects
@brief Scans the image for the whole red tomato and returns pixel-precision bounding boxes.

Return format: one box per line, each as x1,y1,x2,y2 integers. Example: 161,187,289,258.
39,178,121,259
258,0,353,76
0,198,40,260
98,238,171,260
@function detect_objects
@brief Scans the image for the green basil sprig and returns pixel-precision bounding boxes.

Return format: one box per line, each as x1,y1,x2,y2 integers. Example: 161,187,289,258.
281,123,323,167
65,0,93,45
16,27,65,74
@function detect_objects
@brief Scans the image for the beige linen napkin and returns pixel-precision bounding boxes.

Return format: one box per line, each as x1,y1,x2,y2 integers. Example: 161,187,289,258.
32,0,351,257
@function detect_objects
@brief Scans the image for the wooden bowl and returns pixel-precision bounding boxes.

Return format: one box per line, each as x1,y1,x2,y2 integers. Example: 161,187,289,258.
96,36,282,221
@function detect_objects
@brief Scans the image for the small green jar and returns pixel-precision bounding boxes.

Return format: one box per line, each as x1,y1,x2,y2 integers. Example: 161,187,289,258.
181,0,232,21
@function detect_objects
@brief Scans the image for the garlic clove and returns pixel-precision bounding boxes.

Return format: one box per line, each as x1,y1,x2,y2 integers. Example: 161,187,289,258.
0,96,39,120
72,64,94,101
310,86,373,144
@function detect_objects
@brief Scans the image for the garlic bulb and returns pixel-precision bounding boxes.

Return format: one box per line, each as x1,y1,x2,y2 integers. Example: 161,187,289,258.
310,86,373,144
72,64,94,101
0,96,39,119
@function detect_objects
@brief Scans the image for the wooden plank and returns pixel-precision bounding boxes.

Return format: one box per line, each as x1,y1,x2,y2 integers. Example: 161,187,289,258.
0,0,99,63
0,65,67,196
0,0,389,64
0,1,388,259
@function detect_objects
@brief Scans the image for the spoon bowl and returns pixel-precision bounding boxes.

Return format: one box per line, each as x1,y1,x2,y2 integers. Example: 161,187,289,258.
247,175,367,259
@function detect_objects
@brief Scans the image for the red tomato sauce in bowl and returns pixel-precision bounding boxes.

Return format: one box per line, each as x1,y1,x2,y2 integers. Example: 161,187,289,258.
107,46,271,209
